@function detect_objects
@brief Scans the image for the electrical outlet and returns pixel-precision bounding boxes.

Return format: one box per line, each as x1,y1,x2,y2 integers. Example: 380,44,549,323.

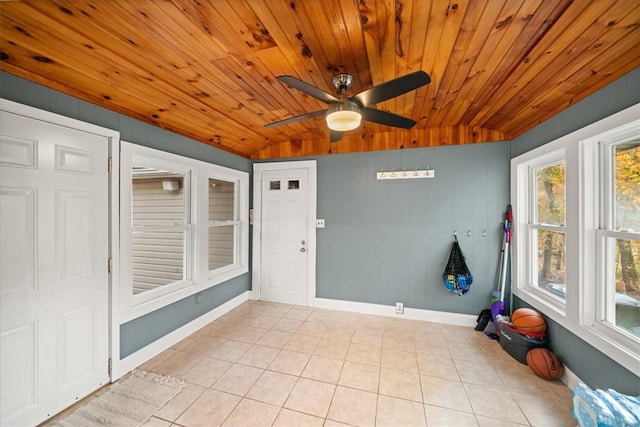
395,302,404,314
316,219,325,228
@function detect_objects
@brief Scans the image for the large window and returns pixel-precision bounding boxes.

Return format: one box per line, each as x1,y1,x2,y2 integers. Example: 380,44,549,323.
512,104,640,376
597,137,640,340
120,142,248,322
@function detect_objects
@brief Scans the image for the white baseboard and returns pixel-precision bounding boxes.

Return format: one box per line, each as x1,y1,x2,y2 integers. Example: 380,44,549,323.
312,298,477,327
561,365,582,390
112,291,250,380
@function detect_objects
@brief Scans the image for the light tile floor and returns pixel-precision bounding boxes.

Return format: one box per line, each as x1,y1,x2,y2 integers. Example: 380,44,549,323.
48,301,576,426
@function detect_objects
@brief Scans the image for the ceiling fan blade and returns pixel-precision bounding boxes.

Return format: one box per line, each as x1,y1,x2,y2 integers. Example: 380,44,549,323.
361,107,417,129
330,130,343,142
351,70,431,107
264,109,327,128
277,76,339,104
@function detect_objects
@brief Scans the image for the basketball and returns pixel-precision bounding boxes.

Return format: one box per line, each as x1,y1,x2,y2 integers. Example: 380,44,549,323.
512,308,547,334
526,348,564,380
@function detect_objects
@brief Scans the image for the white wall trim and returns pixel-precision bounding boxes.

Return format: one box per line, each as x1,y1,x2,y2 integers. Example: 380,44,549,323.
111,290,250,380
313,298,477,327
561,365,582,391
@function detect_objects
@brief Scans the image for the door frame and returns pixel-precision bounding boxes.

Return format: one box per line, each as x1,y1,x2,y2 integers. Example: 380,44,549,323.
252,160,317,306
0,98,119,423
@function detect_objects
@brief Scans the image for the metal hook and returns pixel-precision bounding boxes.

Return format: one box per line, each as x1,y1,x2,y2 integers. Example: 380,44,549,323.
482,229,487,237
467,229,471,237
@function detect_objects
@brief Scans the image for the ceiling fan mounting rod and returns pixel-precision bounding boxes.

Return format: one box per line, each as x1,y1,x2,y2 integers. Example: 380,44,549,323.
333,73,354,94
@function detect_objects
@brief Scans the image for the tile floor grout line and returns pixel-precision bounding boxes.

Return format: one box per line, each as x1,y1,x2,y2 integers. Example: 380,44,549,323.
49,300,575,426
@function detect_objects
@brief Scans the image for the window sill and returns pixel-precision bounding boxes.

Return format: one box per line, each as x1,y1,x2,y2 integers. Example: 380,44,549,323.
120,265,248,324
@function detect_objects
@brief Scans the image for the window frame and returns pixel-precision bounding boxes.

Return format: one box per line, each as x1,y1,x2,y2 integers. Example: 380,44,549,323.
511,104,640,376
526,153,568,311
128,158,194,299
586,122,640,352
204,172,248,284
120,142,248,323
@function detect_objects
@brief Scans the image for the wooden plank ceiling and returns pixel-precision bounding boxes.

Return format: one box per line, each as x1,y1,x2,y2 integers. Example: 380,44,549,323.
1,0,638,159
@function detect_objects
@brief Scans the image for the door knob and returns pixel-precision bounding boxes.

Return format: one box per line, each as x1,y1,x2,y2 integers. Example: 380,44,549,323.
301,240,306,245
300,247,306,253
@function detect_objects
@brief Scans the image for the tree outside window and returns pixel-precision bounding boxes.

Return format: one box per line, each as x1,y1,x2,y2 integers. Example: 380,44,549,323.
532,161,566,300
609,142,640,337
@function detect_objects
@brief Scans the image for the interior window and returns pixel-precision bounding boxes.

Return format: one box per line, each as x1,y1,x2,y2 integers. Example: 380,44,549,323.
130,166,190,295
208,178,237,272
120,141,248,323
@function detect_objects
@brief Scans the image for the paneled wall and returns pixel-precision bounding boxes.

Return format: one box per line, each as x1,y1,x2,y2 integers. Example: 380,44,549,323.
511,67,640,395
311,141,511,316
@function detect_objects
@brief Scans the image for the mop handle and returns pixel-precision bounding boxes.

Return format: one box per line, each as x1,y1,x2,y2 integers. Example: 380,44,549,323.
499,205,513,301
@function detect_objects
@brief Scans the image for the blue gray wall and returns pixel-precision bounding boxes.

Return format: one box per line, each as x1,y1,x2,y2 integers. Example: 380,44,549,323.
0,72,252,358
313,143,510,315
511,67,640,395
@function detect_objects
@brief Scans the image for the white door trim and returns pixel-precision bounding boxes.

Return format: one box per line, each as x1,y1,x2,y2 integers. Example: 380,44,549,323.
252,161,317,306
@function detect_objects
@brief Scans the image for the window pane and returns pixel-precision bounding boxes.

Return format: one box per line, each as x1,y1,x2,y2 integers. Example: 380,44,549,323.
536,229,566,299
209,225,235,270
536,162,565,225
209,178,236,273
209,179,235,221
132,166,184,226
288,180,300,190
614,142,640,231
610,238,640,337
132,230,185,294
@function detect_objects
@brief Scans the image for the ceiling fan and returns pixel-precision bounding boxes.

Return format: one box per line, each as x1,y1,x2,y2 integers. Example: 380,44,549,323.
264,70,431,142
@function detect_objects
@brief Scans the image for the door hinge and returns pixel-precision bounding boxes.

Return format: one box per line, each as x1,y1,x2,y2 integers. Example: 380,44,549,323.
108,257,112,273
108,157,112,173
108,358,112,375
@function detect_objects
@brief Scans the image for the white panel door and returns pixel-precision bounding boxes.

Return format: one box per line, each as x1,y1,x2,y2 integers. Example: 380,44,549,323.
260,168,310,305
0,110,110,426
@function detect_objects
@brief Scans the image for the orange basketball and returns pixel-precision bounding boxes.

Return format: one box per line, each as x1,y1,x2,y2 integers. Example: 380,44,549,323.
512,308,547,334
526,348,563,380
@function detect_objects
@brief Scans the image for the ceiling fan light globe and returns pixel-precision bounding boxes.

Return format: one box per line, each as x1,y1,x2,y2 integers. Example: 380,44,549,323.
326,110,361,131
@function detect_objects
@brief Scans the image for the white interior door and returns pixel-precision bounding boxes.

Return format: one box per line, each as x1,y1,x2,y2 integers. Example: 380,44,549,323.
255,162,316,306
0,108,110,426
